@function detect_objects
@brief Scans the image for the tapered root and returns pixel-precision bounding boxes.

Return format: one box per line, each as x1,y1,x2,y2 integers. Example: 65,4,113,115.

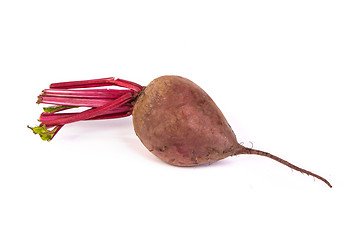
236,146,332,188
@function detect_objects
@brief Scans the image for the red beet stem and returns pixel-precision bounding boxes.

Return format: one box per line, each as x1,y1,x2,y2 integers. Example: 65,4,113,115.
38,95,115,108
39,106,133,123
50,77,143,92
40,112,132,126
41,92,134,127
113,78,143,92
50,77,115,89
30,77,143,141
90,111,132,120
42,88,132,99
51,125,64,139
237,146,332,188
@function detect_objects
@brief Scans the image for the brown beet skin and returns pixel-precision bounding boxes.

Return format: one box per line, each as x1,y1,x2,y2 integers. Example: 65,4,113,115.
132,75,240,166
132,75,332,187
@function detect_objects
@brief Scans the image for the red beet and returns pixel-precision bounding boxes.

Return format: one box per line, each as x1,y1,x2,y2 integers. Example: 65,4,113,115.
29,75,332,188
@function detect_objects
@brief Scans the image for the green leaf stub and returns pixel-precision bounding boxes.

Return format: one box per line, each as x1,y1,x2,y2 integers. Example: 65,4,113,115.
43,105,77,113
27,125,59,141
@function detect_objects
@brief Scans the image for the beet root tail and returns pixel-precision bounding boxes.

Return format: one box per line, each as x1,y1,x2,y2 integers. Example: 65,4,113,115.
236,146,332,188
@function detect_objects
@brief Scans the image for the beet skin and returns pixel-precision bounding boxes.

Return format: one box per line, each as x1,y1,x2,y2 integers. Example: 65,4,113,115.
132,75,240,166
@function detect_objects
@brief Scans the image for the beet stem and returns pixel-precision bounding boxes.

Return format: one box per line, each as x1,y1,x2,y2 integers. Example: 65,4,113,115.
237,147,332,188
41,92,134,127
50,77,115,89
39,106,133,123
30,77,144,141
42,88,132,99
49,77,143,92
39,95,114,108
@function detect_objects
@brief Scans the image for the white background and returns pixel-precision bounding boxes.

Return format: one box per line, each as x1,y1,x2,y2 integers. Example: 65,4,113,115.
1,1,359,239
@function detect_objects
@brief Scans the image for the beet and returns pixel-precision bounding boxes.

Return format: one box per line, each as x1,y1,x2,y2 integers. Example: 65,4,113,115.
29,75,332,187
133,75,240,166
